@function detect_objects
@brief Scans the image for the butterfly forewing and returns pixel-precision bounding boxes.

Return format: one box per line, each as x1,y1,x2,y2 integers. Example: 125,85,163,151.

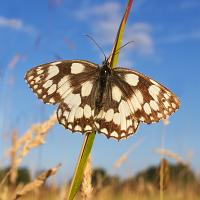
25,60,97,104
113,67,180,124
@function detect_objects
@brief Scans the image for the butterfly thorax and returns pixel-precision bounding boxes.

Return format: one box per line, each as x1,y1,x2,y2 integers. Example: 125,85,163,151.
95,61,111,113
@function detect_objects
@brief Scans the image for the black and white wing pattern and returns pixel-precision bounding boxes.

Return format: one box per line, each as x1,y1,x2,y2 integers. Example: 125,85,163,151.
25,60,180,140
25,60,97,104
94,77,140,140
25,60,99,133
112,67,180,124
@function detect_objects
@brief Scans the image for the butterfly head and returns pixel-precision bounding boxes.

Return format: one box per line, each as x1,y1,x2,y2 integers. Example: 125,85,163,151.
101,58,111,74
102,57,109,65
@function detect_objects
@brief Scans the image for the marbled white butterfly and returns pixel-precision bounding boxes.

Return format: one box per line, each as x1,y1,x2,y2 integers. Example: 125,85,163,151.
25,59,180,140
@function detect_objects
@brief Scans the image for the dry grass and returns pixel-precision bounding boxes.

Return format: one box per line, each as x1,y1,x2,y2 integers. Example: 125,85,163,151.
1,182,199,200
10,131,18,185
16,112,57,164
5,112,57,172
154,148,185,164
113,138,144,169
81,155,93,200
0,112,58,194
13,163,61,200
159,158,169,200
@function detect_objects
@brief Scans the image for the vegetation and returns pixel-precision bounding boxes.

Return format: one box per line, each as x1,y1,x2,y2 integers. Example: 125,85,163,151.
0,162,199,199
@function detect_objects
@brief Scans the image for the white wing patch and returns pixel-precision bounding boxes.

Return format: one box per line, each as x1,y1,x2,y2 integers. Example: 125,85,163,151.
134,89,144,105
84,104,92,118
81,81,93,97
57,77,71,98
64,93,81,109
105,109,114,122
47,84,57,95
45,65,59,80
71,63,85,74
130,94,142,111
124,74,139,86
148,85,160,102
113,112,120,125
75,107,84,118
43,80,53,89
143,103,152,115
150,100,159,111
112,86,122,102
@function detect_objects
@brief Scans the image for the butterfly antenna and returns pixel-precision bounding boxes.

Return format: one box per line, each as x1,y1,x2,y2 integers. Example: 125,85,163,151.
114,41,135,56
85,34,107,60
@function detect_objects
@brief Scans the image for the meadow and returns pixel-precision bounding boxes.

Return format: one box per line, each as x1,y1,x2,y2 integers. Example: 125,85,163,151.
0,114,199,200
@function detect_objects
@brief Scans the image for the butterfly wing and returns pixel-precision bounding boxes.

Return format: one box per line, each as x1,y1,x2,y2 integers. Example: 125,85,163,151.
94,77,140,140
25,60,100,133
112,67,180,124
57,78,99,133
25,60,98,104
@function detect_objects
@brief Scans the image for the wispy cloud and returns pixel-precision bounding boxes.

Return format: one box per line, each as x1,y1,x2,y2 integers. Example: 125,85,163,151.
0,16,37,35
159,29,200,44
179,0,200,10
124,23,154,56
74,2,155,59
75,2,120,22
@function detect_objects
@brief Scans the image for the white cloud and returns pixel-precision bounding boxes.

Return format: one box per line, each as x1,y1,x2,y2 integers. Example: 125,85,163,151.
75,2,121,21
124,23,154,56
160,30,200,43
74,2,155,59
0,16,23,29
0,16,36,34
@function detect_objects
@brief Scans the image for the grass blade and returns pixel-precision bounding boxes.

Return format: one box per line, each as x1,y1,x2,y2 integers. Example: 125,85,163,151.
67,131,96,200
109,0,133,69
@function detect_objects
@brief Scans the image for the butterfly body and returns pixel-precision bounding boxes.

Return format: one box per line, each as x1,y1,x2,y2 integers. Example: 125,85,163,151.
95,60,111,113
25,59,180,140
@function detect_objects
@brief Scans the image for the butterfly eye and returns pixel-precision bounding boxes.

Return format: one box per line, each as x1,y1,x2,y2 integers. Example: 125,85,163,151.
104,69,109,75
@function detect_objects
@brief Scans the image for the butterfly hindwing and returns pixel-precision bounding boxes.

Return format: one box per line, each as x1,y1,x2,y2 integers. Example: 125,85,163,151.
112,67,180,124
94,78,140,140
57,78,99,133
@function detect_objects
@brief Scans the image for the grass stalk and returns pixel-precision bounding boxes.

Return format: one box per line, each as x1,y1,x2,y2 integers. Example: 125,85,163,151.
67,132,95,200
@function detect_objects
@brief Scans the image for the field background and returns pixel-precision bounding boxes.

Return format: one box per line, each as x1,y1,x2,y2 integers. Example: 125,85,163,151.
0,0,200,199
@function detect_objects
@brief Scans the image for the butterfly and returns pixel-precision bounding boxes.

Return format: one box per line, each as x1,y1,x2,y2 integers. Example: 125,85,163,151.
25,59,180,140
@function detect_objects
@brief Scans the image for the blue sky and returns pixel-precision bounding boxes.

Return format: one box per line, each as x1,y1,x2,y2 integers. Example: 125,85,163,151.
0,0,200,182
